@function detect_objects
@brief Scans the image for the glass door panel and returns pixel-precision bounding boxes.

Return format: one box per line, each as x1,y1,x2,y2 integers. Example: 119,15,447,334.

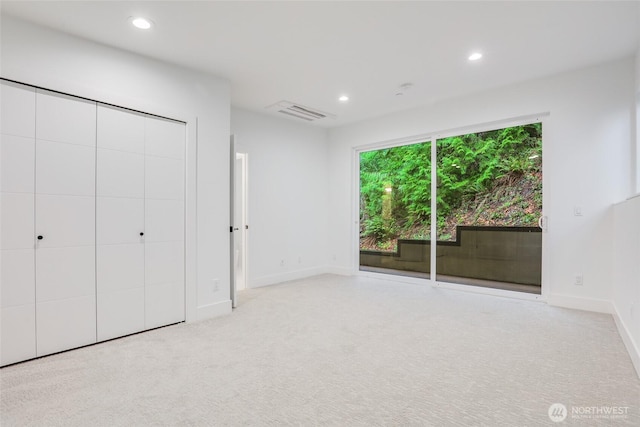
435,124,543,294
359,141,431,278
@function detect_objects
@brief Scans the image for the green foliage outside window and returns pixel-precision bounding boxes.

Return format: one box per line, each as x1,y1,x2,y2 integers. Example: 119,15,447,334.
359,123,542,248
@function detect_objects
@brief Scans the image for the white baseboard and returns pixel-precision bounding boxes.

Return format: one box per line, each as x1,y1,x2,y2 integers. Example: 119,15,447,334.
434,280,546,302
250,266,332,288
612,305,640,378
325,266,353,276
547,294,613,314
548,295,639,378
196,299,232,321
358,270,430,286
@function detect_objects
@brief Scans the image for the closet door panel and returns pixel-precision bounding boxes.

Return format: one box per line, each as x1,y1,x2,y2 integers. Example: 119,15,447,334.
36,90,96,146
146,242,184,286
36,246,95,303
0,81,35,138
95,106,146,343
144,118,185,329
35,195,95,248
97,105,145,154
145,199,184,243
1,134,35,193
96,238,144,340
97,244,144,294
35,90,96,357
1,193,34,250
0,81,36,366
97,198,144,245
145,156,184,200
145,282,184,329
1,249,35,307
145,118,184,159
36,140,95,196
97,288,145,341
97,149,144,198
1,305,36,366
36,295,96,357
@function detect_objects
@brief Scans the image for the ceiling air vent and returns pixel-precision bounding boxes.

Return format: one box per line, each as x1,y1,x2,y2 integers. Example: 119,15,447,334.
266,101,336,122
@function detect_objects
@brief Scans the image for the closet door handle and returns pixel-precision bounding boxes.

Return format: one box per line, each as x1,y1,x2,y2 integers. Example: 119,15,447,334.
37,235,43,240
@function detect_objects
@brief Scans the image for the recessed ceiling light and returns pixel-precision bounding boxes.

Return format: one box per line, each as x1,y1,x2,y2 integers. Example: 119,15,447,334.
131,17,153,30
468,52,483,61
339,95,349,102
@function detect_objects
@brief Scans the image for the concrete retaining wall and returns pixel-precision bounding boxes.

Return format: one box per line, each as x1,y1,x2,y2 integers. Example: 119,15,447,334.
360,226,542,285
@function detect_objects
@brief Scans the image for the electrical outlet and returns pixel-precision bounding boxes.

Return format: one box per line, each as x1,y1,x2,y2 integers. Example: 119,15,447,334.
574,275,583,286
574,206,583,216
212,279,219,292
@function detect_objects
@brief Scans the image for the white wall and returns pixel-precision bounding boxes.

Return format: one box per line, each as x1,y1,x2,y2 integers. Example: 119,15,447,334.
230,108,330,287
328,58,635,311
635,46,640,193
1,16,232,320
611,47,640,377
613,196,640,376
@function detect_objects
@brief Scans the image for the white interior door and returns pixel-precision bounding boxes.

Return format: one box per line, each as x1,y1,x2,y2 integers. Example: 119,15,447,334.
0,81,37,366
234,152,248,291
34,90,97,357
144,116,185,329
230,136,237,307
96,105,145,341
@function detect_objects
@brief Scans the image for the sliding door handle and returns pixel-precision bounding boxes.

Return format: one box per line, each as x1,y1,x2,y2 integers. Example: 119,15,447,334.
538,216,547,231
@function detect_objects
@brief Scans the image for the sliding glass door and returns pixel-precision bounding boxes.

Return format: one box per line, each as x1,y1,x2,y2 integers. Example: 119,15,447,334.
358,122,543,294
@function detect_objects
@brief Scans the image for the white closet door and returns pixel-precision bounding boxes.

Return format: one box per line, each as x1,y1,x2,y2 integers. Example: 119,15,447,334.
144,116,185,329
96,105,145,341
0,81,36,366
35,90,96,357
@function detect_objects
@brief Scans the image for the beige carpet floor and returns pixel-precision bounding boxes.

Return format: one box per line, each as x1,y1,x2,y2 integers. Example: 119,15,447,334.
1,274,639,426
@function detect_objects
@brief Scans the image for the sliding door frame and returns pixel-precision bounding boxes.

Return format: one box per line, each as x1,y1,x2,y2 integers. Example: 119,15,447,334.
352,113,549,301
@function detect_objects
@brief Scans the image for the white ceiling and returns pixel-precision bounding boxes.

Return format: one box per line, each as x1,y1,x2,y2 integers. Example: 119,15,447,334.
2,1,639,127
